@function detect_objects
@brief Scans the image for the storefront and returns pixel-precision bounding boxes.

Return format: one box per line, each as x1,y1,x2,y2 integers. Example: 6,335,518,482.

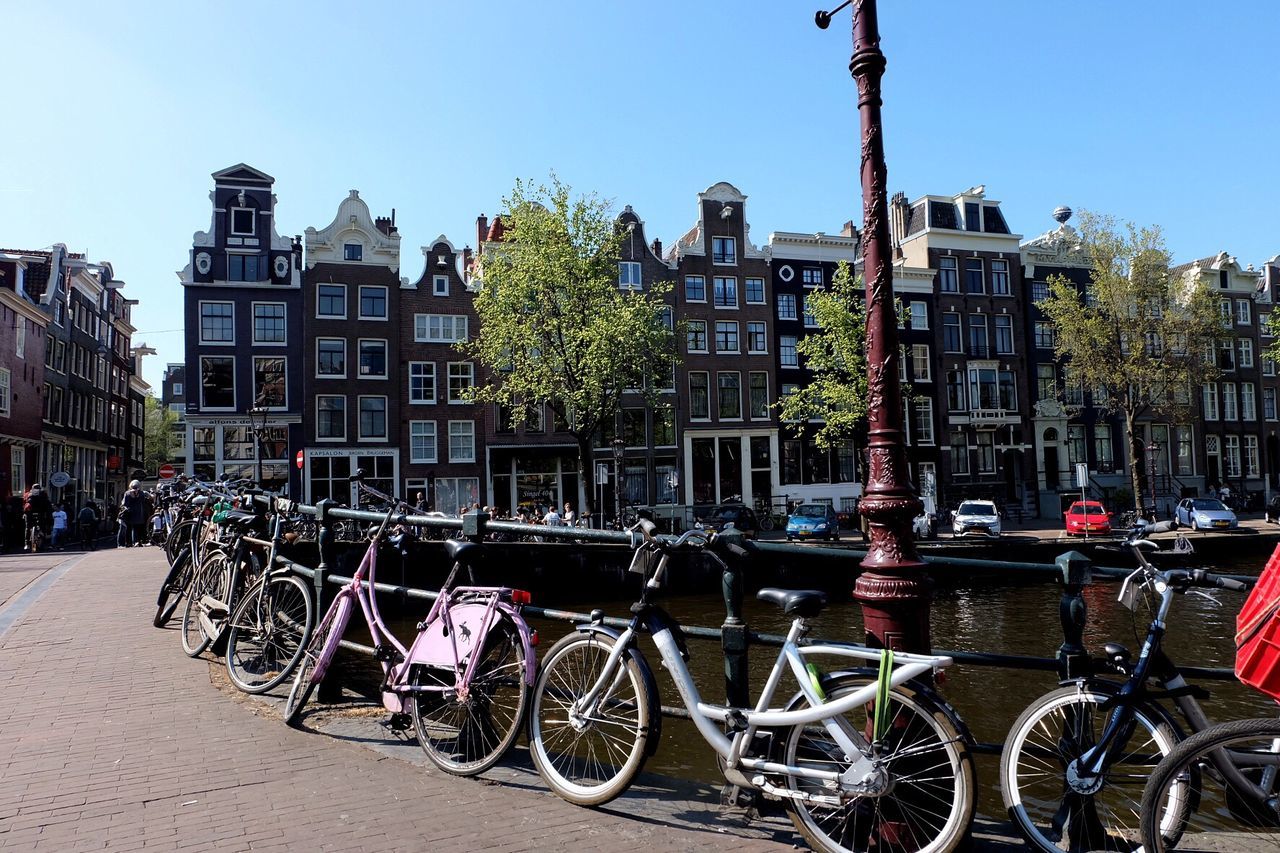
303,447,399,506
683,429,779,510
186,416,300,494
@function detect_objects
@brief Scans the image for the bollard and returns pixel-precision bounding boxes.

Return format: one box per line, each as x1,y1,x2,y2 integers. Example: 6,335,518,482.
313,499,343,703
716,527,750,709
1056,550,1092,681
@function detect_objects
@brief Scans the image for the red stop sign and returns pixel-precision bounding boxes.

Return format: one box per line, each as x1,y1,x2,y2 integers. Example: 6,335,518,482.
158,463,175,479
296,450,305,469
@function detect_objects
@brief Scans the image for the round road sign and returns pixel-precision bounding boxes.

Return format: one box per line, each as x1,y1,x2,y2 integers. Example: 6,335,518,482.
158,464,176,479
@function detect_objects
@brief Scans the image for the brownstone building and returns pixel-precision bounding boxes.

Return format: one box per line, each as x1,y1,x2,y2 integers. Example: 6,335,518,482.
0,251,50,500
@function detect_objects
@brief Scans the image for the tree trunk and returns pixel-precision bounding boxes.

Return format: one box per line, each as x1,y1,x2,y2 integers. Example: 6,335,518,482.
576,433,596,518
1124,411,1146,514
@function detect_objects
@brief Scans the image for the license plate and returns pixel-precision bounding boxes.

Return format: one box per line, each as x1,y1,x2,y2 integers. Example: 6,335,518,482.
1214,520,1229,528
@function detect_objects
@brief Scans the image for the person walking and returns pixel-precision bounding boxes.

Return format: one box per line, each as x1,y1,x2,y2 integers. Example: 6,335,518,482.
121,480,147,547
23,484,53,552
561,501,576,527
50,504,68,550
78,503,99,550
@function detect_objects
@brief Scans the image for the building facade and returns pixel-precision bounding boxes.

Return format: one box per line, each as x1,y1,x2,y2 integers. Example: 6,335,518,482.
0,250,50,502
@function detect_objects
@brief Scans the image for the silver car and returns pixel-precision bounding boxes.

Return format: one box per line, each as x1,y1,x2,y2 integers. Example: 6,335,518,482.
951,500,1002,538
1175,498,1238,531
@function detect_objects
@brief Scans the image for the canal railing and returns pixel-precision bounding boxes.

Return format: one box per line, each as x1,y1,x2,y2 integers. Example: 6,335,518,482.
253,496,1251,751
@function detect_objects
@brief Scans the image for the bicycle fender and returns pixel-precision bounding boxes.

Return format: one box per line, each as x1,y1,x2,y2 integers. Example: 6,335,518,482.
571,623,663,757
495,601,538,686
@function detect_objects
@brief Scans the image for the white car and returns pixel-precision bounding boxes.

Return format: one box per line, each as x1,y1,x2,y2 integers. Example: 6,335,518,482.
951,500,1002,538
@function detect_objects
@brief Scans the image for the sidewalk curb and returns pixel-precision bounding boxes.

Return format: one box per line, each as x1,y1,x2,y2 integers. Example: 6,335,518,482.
0,552,86,641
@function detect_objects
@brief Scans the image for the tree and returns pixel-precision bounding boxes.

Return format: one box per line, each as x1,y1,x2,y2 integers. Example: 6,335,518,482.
1038,212,1223,510
776,261,869,449
463,176,676,515
143,394,178,475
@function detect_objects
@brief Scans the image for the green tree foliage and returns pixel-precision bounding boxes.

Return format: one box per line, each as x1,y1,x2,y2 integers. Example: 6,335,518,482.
463,176,676,513
776,261,868,449
143,394,178,475
1037,212,1223,509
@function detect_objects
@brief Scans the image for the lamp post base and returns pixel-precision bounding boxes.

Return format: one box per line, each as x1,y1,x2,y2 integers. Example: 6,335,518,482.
852,569,931,653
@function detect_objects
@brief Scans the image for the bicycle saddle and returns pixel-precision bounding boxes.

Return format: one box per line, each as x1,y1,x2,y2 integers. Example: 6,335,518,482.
445,539,481,565
757,588,828,618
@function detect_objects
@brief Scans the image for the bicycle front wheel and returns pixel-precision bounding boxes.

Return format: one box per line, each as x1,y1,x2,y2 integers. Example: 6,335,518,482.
224,573,314,694
283,594,351,727
1001,683,1183,852
181,553,229,658
411,615,529,776
528,631,653,806
780,673,975,853
1140,717,1280,852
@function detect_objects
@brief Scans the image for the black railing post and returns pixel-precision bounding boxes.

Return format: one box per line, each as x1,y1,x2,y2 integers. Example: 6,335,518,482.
1056,550,1092,680
462,507,489,544
716,527,750,708
313,498,342,702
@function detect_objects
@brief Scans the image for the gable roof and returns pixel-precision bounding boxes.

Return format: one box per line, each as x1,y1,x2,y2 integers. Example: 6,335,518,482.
211,163,274,185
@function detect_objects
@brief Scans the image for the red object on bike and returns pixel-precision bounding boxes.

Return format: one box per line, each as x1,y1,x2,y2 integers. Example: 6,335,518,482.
510,589,532,605
1234,544,1280,699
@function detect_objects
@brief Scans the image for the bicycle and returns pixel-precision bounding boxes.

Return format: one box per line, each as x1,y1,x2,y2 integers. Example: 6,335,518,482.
527,520,975,852
1000,519,1252,852
283,472,536,777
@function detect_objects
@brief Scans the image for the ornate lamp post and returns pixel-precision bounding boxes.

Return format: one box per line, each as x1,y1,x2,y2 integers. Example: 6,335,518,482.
248,403,269,487
817,0,929,653
611,437,626,527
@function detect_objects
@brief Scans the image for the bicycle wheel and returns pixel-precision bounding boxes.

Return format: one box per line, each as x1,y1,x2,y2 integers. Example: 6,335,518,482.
224,573,314,694
1140,717,1280,852
283,594,351,727
780,673,976,853
527,631,653,806
411,615,529,776
181,553,229,658
154,547,191,628
165,519,195,565
1001,683,1183,852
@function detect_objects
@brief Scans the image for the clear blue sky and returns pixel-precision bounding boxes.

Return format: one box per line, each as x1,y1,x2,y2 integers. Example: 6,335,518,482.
3,1,1277,390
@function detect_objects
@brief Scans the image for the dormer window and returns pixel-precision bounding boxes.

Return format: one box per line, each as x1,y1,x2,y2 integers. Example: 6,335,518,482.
344,243,363,261
230,207,256,236
433,275,449,296
712,237,737,265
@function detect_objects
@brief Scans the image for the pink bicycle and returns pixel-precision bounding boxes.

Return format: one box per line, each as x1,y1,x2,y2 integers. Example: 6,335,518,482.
283,475,536,776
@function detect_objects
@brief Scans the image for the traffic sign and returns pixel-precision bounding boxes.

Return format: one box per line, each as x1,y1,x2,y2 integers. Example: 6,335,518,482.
296,450,305,469
596,463,610,482
158,464,176,479
1075,463,1089,489
49,471,72,488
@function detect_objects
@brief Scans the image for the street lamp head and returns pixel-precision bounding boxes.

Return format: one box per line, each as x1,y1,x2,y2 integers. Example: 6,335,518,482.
814,0,852,29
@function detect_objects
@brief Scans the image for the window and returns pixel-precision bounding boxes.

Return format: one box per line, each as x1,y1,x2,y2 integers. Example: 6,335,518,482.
1176,426,1194,474
780,335,798,367
199,302,234,344
749,372,768,419
358,286,387,319
312,396,345,440
712,236,736,265
1268,388,1277,420
14,322,24,359
1246,435,1260,477
344,243,362,261
1094,428,1115,472
409,362,436,403
316,338,345,377
991,259,1010,295
964,258,984,294
1239,338,1254,368
689,372,710,420
253,356,286,408
968,367,1000,410
1220,299,1233,329
433,275,449,296
1223,382,1238,420
447,362,474,402
227,254,263,281
939,256,958,293
913,399,934,445
1037,364,1056,401
1032,280,1049,302
172,382,183,396
912,344,930,381
777,293,797,320
717,372,742,420
746,321,767,354
358,396,387,439
525,402,544,432
1243,382,1257,421
654,406,675,445
1225,435,1241,478
946,370,966,410
950,430,969,475
1220,339,1236,370
1237,299,1252,325
414,314,468,343
713,277,737,308
358,340,387,378
448,421,475,462
745,278,765,303
968,314,989,357
0,368,8,416
252,303,286,344
1034,321,1055,349
942,313,962,352
200,356,235,409
999,370,1018,410
685,276,706,302
230,207,255,236
715,321,739,353
1204,383,1219,420
803,295,818,328
619,262,642,289
687,320,708,353
1264,314,1273,337
909,302,928,330
409,421,437,463
1265,358,1276,377
317,284,346,318
992,315,1014,354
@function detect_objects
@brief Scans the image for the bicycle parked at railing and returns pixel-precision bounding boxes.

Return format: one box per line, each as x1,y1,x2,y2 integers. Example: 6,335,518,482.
527,519,976,853
284,471,536,777
154,481,238,628
1000,519,1253,852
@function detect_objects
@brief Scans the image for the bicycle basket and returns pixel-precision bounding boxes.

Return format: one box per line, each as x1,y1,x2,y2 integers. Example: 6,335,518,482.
1234,544,1280,699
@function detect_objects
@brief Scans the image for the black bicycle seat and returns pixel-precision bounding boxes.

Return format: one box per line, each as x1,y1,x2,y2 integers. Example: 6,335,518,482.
445,539,482,565
757,588,828,618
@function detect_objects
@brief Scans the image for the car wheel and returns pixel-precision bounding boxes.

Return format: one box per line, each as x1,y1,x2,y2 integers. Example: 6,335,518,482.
832,530,839,542
1191,518,1200,531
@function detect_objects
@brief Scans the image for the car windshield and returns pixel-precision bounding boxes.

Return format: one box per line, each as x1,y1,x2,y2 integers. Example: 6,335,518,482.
957,502,995,516
710,507,741,520
1070,503,1104,515
794,504,827,517
1192,499,1228,511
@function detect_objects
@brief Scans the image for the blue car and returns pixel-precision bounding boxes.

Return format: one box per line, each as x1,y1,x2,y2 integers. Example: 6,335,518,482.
786,503,841,542
1175,498,1238,531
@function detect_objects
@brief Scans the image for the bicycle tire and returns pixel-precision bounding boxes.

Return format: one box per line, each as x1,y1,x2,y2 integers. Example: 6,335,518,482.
153,547,192,627
1001,682,1183,852
181,553,229,658
1140,717,1280,852
527,631,653,806
283,594,352,727
224,573,314,695
164,519,196,565
411,615,530,776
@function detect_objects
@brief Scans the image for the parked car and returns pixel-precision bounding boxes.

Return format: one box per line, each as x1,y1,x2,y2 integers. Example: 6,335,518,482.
951,500,1001,538
1266,494,1280,524
1175,498,1238,531
700,504,760,539
786,503,840,542
1064,500,1112,536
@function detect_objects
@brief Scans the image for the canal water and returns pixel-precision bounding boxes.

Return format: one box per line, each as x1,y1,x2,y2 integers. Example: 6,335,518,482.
330,546,1278,819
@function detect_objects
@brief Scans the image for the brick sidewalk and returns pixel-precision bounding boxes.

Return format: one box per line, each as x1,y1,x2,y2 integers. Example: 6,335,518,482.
0,548,802,852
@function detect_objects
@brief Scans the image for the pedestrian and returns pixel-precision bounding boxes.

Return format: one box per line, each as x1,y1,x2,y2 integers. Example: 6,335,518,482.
78,503,98,550
543,504,563,526
413,491,429,514
23,483,53,552
562,501,576,527
150,509,165,545
121,480,147,547
50,504,68,550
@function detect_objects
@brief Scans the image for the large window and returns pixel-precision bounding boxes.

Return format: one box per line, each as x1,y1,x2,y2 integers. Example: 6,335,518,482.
689,372,710,420
713,277,737,308
1239,338,1254,368
747,321,767,354
913,398,934,445
745,278,765,304
994,315,1014,354
1267,388,1278,420
253,356,286,408
200,356,235,409
227,254,263,281
1243,382,1257,421
909,302,928,330
1176,426,1194,475
712,236,736,264
803,295,818,328
317,396,345,440
409,362,436,403
252,303,285,344
1032,280,1049,302
942,313,961,352
409,421,437,463
946,370,966,411
749,372,769,420
1237,298,1252,325
359,396,387,440
968,314,989,357
777,293,797,320
912,344,930,381
715,321,739,353
1204,384,1219,420
939,256,958,293
414,314,468,343
1246,435,1260,477
1034,321,1055,349
200,302,234,344
358,339,387,378
448,421,475,462
230,207,256,236
964,258,984,294
685,276,706,302
317,284,346,318
780,335,798,367
1223,382,1238,420
316,338,345,377
1067,425,1087,466
359,286,387,320
991,259,1010,295
687,320,708,353
1094,427,1115,473
618,261,642,289
448,362,474,402
1225,435,1242,478
1037,364,1056,401
950,430,968,475
717,372,741,420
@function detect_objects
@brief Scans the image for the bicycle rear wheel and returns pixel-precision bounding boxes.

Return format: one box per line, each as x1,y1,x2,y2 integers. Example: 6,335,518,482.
411,615,529,776
780,673,975,853
224,573,314,694
154,547,192,628
283,594,351,727
1140,717,1280,852
181,553,228,657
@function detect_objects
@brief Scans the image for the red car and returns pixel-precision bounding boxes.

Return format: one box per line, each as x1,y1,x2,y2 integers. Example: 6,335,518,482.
1064,501,1112,536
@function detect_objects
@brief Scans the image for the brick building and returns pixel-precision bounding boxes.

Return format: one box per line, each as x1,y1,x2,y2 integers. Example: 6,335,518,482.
0,250,50,501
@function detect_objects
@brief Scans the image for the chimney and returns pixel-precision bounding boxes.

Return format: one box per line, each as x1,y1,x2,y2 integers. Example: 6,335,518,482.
375,215,393,236
488,216,505,242
476,214,488,247
889,191,909,258
840,220,857,239
651,238,662,258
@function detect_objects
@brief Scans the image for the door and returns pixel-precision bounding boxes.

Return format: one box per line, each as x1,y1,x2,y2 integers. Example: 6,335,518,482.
1205,435,1221,487
1044,447,1060,490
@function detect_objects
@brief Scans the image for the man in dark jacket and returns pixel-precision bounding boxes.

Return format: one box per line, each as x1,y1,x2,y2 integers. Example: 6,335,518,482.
23,484,53,551
121,481,147,547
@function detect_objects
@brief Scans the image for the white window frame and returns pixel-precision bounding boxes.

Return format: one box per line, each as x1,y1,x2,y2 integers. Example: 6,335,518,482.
316,283,347,320
252,355,288,411
912,344,931,382
715,321,740,354
357,338,388,379
686,320,708,354
414,314,468,343
713,276,738,309
711,236,737,265
357,395,389,441
0,368,9,416
744,277,766,304
409,362,436,404
229,206,256,236
991,259,1010,296
1243,382,1257,421
1223,382,1238,421
746,321,767,354
777,293,797,321
619,261,642,290
1203,383,1219,420
1239,338,1254,368
198,301,235,346
251,301,287,346
913,398,935,445
1268,387,1278,420
1237,298,1252,325
357,285,389,321
448,420,476,463
780,335,799,367
909,301,928,330
15,321,24,359
447,362,474,404
315,337,347,379
803,294,818,328
409,420,437,464
316,395,346,441
433,275,449,296
1246,434,1260,477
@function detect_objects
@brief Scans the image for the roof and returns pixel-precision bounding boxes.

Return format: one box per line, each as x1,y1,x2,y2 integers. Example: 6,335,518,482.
1169,255,1217,276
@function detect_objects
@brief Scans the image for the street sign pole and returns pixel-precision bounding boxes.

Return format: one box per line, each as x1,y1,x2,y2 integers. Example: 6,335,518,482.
1076,462,1089,541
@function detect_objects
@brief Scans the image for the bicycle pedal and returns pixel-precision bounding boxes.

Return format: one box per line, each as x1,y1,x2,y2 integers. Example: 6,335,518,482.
383,713,412,733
